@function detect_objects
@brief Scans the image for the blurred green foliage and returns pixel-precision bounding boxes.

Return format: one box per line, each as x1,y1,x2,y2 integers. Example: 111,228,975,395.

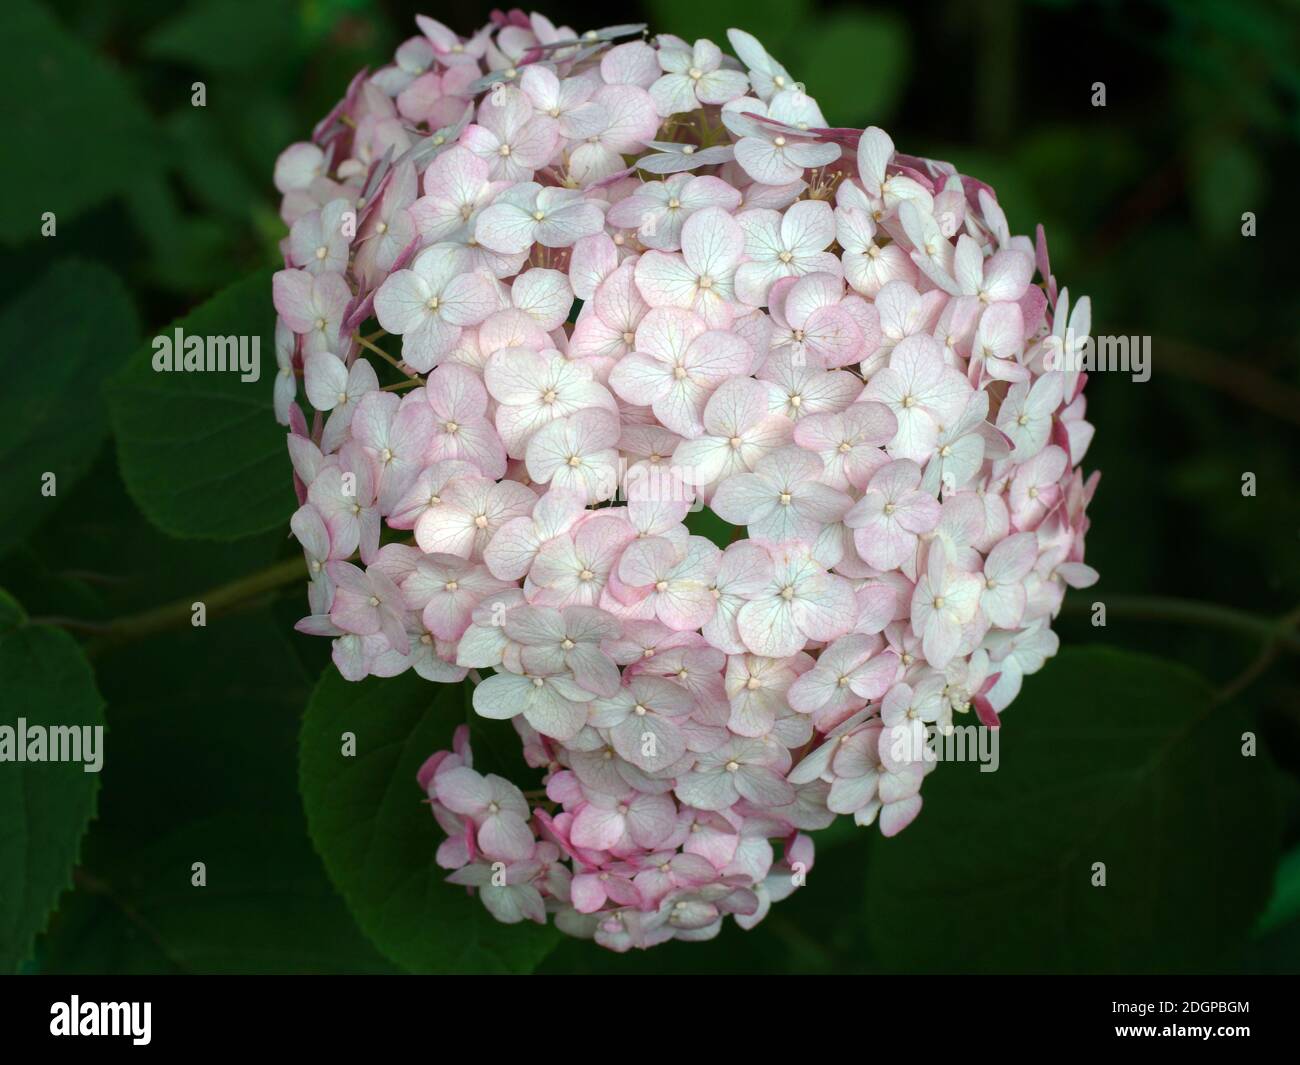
1,0,1298,974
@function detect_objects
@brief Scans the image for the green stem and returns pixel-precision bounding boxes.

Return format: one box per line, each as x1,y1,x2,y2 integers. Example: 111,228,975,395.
83,554,308,656
355,332,416,378
1061,594,1300,654
68,536,416,654
1216,602,1300,703
1146,334,1300,429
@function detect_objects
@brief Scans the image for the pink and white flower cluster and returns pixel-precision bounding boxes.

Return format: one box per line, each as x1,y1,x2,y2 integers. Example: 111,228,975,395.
273,10,1100,951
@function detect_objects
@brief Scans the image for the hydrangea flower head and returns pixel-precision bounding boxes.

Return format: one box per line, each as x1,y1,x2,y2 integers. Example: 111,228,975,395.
275,11,1099,952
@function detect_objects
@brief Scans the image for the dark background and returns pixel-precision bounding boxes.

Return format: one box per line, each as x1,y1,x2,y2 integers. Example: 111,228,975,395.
1,0,1297,974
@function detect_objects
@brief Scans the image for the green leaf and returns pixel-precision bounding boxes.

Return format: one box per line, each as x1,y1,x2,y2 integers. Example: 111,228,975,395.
38,610,394,974
0,623,105,971
685,506,734,548
1257,845,1300,934
107,269,295,540
42,809,397,974
0,449,286,622
144,0,300,72
866,646,1282,973
2,0,161,244
0,259,139,557
167,109,264,221
123,176,247,296
300,668,559,973
0,589,25,635
796,12,909,126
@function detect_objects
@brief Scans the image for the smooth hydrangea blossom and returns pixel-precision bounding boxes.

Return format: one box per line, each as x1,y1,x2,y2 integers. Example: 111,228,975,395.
274,10,1099,953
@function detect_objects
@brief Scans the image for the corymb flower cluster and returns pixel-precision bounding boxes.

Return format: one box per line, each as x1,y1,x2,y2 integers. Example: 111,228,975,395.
272,10,1100,952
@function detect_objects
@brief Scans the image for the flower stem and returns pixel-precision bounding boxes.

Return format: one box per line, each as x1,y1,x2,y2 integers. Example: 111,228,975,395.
354,332,417,378
1148,335,1300,429
1216,601,1300,703
1061,594,1300,654
81,554,308,656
